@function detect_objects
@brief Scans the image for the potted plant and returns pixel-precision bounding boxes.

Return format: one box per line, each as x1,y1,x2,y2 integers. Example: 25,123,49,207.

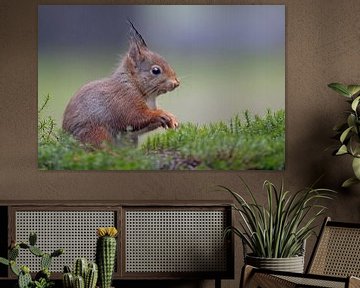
61,227,117,288
62,258,98,288
221,179,334,273
328,82,360,187
96,227,118,288
0,232,64,288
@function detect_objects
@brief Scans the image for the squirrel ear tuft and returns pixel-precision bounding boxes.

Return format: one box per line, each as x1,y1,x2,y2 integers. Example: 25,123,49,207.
127,20,147,63
127,19,147,49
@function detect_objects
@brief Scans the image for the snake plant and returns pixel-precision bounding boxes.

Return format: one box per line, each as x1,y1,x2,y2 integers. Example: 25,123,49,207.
221,178,335,258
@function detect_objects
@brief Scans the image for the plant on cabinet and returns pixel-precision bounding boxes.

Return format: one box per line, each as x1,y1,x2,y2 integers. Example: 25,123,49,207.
96,227,118,288
0,232,63,288
221,178,335,273
62,258,98,288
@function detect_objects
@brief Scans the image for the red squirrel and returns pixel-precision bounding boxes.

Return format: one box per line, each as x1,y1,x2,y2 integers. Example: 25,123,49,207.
62,21,180,147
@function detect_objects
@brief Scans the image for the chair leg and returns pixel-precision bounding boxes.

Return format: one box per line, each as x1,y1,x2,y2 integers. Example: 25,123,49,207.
215,278,221,288
240,265,255,288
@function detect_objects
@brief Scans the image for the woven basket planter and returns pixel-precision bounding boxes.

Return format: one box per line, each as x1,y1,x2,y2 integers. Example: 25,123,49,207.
245,254,305,273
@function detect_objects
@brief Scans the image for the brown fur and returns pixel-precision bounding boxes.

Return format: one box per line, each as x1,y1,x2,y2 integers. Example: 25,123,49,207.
62,23,179,147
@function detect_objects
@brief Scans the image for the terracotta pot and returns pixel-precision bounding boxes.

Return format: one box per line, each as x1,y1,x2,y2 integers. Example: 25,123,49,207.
245,254,305,273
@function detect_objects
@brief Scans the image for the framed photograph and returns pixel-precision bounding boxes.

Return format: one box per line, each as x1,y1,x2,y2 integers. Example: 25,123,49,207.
38,5,285,170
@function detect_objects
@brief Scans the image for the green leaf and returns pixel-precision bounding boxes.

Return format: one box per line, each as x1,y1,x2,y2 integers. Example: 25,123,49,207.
340,126,353,143
352,157,360,179
10,261,20,276
349,135,360,156
342,177,360,188
0,257,9,266
347,114,356,128
223,179,335,258
328,83,351,97
351,96,360,111
336,145,348,155
347,85,360,97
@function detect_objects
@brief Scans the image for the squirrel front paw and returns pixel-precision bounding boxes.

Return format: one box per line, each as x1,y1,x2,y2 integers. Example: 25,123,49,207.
152,110,178,129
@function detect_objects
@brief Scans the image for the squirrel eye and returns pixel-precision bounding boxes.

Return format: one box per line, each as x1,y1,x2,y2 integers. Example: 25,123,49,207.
151,65,162,75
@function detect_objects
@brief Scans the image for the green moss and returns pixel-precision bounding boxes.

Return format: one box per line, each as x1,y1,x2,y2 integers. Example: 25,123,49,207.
143,109,285,170
38,97,285,170
38,133,154,170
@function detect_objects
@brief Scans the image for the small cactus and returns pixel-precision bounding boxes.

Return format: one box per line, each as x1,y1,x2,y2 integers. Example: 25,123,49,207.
63,259,98,288
64,265,72,273
63,273,74,288
29,245,44,257
35,268,50,281
74,275,85,288
10,260,20,276
74,258,88,279
96,227,118,288
0,232,63,288
21,265,30,274
29,232,37,246
51,248,64,257
85,262,98,288
18,267,32,288
41,253,52,269
9,246,19,260
19,243,30,249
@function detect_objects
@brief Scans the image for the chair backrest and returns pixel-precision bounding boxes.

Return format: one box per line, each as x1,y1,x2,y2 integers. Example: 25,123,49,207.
307,217,360,277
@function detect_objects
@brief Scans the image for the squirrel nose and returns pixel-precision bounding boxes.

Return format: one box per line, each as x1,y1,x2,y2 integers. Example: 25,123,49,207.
173,78,180,88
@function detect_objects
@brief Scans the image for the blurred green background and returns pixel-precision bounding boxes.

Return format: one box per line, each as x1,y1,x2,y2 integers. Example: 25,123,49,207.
38,5,284,132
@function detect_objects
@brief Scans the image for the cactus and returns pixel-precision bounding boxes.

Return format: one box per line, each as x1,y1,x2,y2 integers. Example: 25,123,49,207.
74,258,88,279
85,262,98,288
9,246,19,260
74,275,85,288
63,272,74,288
18,267,32,288
29,232,37,246
64,265,72,273
35,268,50,281
41,253,52,270
62,265,74,288
29,245,44,257
96,227,118,288
63,260,98,288
19,243,30,249
51,248,64,257
0,232,64,288
10,260,20,276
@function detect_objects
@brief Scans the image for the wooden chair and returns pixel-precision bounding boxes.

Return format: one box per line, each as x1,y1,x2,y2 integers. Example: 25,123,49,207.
241,217,360,288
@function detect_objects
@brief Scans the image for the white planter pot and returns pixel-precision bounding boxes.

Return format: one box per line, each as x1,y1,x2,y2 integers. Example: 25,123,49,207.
245,254,305,273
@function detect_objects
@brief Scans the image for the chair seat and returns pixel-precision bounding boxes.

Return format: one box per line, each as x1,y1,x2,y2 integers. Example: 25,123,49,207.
241,218,360,288
277,274,346,288
243,265,360,288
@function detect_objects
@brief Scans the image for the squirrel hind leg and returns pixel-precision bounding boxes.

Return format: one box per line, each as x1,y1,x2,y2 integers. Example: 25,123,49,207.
78,125,113,148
